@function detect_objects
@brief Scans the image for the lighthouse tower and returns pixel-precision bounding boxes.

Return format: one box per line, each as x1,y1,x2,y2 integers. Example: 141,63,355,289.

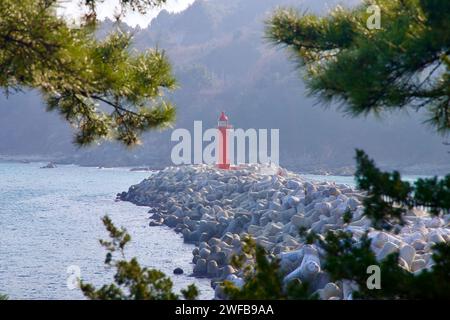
217,111,231,170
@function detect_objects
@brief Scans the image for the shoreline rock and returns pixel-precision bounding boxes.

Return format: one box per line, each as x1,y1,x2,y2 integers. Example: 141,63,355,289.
173,267,184,275
40,162,57,169
121,164,449,300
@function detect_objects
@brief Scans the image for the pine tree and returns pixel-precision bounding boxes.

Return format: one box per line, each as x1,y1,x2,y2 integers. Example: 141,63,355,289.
0,0,175,146
266,0,449,133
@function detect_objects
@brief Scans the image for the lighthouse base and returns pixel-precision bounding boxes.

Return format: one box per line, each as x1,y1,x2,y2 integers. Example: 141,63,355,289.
216,164,231,170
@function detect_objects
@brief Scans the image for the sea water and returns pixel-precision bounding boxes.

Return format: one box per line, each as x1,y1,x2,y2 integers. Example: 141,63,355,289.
0,162,213,299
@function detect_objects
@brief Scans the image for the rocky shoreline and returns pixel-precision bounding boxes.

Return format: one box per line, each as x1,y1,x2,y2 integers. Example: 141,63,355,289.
119,164,450,300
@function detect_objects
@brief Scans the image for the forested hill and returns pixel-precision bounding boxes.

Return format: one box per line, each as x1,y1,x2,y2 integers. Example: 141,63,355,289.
0,0,448,174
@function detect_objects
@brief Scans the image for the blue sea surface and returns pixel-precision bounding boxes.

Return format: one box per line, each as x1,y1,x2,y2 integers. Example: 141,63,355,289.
0,162,213,299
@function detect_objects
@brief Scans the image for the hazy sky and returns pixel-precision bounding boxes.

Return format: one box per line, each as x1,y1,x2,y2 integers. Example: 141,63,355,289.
59,0,196,27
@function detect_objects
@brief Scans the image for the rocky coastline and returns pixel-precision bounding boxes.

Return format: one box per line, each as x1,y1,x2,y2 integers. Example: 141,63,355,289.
119,164,450,299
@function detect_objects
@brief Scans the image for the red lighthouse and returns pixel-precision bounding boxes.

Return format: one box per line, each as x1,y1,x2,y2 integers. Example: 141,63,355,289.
217,111,231,170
